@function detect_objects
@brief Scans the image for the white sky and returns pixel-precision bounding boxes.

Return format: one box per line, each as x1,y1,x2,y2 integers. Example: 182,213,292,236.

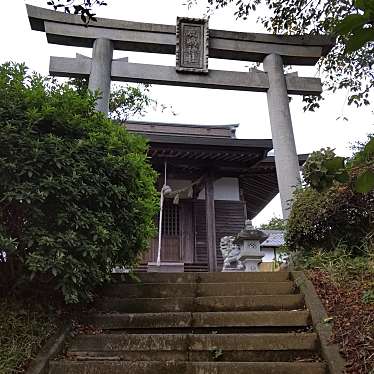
1,0,373,225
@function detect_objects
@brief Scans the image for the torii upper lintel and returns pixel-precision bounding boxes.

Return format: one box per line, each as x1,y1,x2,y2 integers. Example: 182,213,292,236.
27,4,334,66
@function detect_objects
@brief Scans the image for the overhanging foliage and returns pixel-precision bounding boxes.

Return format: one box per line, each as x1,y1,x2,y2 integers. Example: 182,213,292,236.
0,62,159,303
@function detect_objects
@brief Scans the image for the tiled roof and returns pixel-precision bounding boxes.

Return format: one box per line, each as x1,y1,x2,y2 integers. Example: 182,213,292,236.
261,230,285,247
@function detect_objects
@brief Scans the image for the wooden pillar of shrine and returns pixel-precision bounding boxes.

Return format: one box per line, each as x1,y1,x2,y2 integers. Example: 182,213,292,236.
205,175,217,272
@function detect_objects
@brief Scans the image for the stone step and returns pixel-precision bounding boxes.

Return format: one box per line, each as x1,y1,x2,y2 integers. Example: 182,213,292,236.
49,360,327,374
68,332,318,354
96,294,305,313
115,272,290,284
90,310,311,330
101,281,296,298
67,350,318,363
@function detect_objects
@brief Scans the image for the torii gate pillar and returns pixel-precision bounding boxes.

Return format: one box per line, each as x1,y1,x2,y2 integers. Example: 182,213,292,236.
263,53,301,218
88,38,113,115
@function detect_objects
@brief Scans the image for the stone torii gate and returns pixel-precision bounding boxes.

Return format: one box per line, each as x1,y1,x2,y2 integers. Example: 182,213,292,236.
26,5,334,223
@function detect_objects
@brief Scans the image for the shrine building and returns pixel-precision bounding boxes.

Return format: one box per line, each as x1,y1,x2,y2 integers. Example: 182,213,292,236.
125,121,307,272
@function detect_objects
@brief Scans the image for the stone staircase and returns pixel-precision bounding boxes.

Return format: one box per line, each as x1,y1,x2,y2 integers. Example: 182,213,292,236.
50,272,328,373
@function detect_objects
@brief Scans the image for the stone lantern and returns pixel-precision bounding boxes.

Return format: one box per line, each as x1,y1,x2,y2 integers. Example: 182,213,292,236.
234,220,268,272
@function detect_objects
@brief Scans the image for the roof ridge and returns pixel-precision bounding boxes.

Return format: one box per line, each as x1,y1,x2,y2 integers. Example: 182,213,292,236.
124,120,240,129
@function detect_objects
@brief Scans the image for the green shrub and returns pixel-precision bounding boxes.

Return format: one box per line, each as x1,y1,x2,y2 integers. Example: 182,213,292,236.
286,185,374,254
259,216,286,230
301,141,374,194
0,62,158,303
287,142,374,254
302,147,348,192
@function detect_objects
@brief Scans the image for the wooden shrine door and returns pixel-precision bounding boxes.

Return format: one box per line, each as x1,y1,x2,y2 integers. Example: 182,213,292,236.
146,200,194,263
159,201,180,262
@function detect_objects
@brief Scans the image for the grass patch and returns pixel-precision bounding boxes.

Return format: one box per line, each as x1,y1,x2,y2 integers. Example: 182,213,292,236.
0,298,58,374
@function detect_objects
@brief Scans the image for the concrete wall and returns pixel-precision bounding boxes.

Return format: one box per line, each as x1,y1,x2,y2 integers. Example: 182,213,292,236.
261,247,285,263
260,248,279,272
262,248,276,262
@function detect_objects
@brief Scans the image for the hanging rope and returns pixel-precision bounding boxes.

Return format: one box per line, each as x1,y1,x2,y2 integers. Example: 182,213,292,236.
165,176,204,204
156,161,170,266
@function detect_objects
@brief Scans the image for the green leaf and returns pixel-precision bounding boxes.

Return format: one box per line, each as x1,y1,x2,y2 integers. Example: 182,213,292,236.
336,14,369,35
356,0,374,12
364,137,374,155
324,157,345,172
335,171,349,183
355,170,374,193
355,0,366,11
346,28,374,53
